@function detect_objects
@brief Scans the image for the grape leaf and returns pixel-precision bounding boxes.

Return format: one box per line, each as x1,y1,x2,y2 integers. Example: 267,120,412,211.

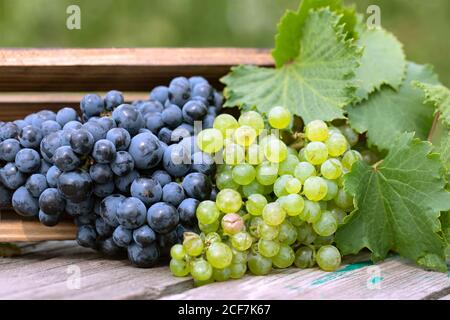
272,0,357,67
222,9,361,124
335,133,450,272
413,82,450,128
354,27,406,101
346,62,439,151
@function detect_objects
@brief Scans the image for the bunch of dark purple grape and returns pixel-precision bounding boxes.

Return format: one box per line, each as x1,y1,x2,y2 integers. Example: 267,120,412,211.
0,76,222,267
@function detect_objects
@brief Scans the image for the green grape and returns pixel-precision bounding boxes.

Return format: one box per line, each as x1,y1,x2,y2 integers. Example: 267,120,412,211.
242,181,265,198
289,215,305,227
303,176,328,201
262,202,286,226
287,146,298,157
334,188,353,211
223,143,246,165
318,201,328,211
246,194,267,216
278,155,300,176
305,120,329,142
258,222,279,240
304,142,328,165
294,161,317,183
183,233,204,257
294,246,316,269
206,242,233,269
248,216,263,238
322,179,339,201
328,126,341,135
212,267,231,282
216,170,240,190
278,194,304,216
199,219,220,233
285,177,302,194
255,161,279,185
231,232,253,251
170,244,186,260
232,163,256,185
234,125,257,147
326,133,348,157
277,220,297,245
330,207,347,224
296,223,317,244
361,149,380,165
312,211,338,236
313,235,335,247
197,128,224,154
246,143,265,165
298,148,307,161
316,245,341,271
231,247,248,264
272,244,295,268
273,177,289,199
170,258,190,277
301,200,322,223
238,111,265,134
196,200,221,224
191,258,213,281
338,125,359,147
221,213,245,235
262,184,274,195
204,232,222,245
216,164,233,173
325,133,348,157
230,263,247,279
216,189,242,213
341,150,362,171
268,106,291,129
263,137,287,163
258,239,280,258
247,253,272,275
213,114,239,139
320,158,343,180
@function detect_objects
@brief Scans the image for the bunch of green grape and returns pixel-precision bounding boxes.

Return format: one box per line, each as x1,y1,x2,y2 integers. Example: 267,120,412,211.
169,106,364,284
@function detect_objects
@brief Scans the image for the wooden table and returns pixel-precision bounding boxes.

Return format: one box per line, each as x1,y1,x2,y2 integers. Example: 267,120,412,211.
0,241,448,300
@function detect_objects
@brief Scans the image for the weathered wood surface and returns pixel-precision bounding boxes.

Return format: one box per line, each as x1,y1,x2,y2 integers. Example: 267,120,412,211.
0,48,272,92
0,241,448,300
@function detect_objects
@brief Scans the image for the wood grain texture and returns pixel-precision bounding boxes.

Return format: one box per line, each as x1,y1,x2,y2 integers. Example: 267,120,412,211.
162,255,450,300
0,48,272,91
0,219,76,242
0,241,448,300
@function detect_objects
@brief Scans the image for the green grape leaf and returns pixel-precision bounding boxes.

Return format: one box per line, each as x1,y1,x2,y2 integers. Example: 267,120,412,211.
222,9,361,124
354,27,406,101
413,81,450,128
441,211,450,259
335,133,450,272
346,62,439,151
272,0,357,67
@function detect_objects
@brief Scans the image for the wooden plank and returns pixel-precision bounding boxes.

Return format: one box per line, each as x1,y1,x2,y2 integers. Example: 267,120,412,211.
0,212,76,241
0,92,148,121
162,255,450,300
0,48,272,91
0,241,447,300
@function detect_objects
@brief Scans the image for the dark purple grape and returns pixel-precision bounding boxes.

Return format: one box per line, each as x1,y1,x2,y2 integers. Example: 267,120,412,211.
57,169,93,203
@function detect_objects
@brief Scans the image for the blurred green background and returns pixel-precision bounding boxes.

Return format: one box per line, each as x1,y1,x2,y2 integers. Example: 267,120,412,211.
0,0,449,85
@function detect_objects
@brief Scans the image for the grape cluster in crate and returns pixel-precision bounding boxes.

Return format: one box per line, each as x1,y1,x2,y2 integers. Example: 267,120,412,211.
0,76,221,267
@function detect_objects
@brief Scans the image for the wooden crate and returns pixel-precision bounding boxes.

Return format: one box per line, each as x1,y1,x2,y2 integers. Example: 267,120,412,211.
0,48,273,242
